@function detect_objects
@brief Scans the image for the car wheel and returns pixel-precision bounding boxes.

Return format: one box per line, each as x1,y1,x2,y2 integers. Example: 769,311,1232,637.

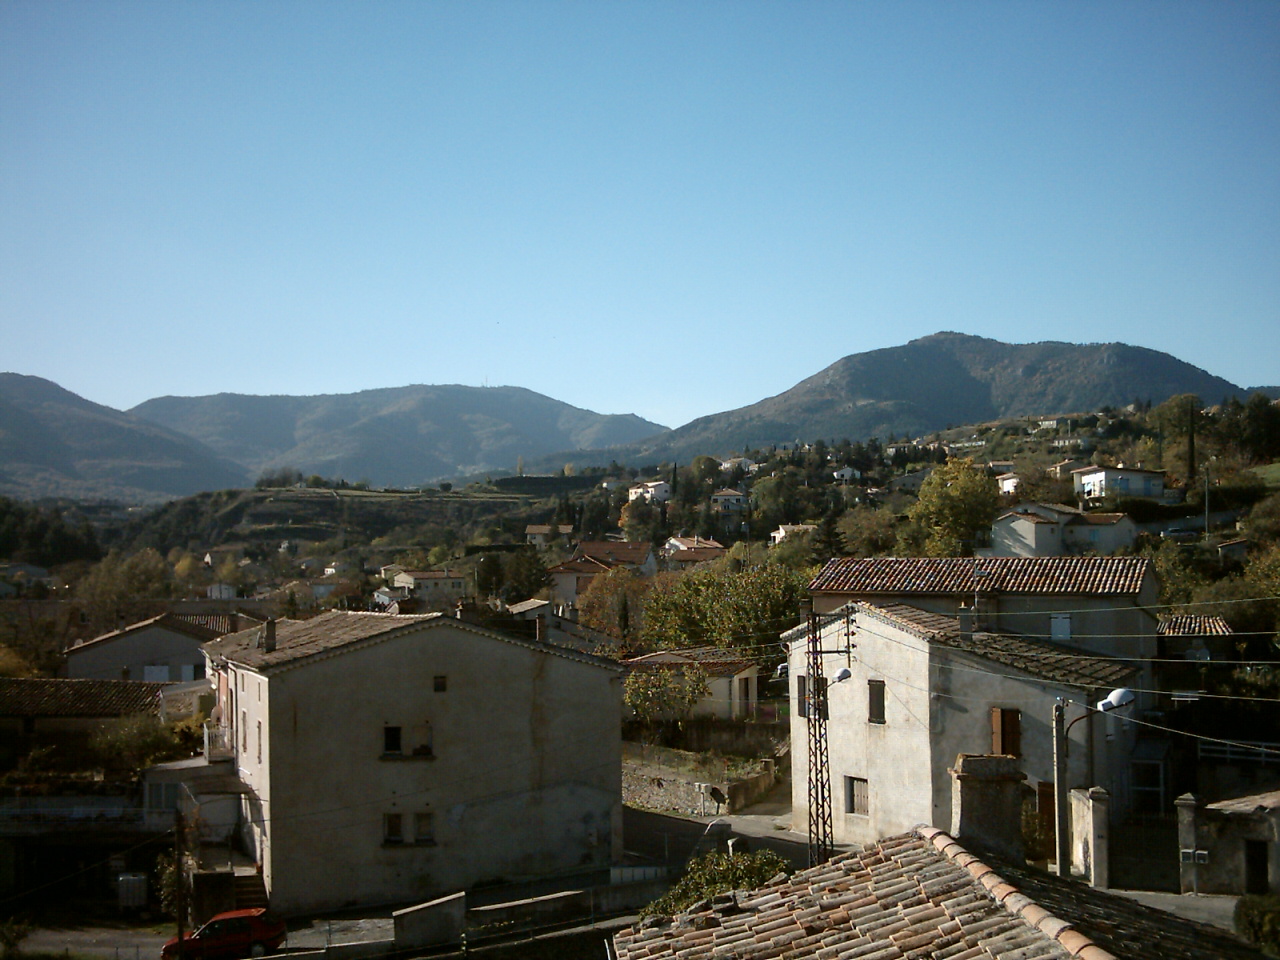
250,944,267,958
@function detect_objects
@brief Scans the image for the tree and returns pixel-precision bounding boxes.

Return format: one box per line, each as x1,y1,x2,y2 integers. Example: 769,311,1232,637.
74,548,172,630
641,850,789,917
838,505,897,557
640,565,807,658
905,458,999,557
579,567,651,645
810,507,847,563
474,554,504,598
501,549,547,601
90,713,189,774
624,663,709,727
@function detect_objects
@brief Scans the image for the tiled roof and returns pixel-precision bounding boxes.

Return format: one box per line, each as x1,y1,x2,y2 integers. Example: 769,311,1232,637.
399,569,463,579
70,613,221,652
711,488,747,497
175,613,263,636
547,556,613,575
668,547,727,565
1207,789,1280,815
667,537,725,550
507,598,551,615
1158,615,1233,636
999,511,1060,525
810,557,1153,597
862,603,1138,689
623,646,758,678
0,677,167,718
1071,513,1128,526
203,610,621,674
575,541,652,566
614,827,1261,960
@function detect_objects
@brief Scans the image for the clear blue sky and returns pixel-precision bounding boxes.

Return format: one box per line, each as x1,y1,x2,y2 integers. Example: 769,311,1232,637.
2,1,1276,430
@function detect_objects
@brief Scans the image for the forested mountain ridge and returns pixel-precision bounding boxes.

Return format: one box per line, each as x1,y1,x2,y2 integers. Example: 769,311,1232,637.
0,374,251,502
557,332,1251,466
130,385,667,489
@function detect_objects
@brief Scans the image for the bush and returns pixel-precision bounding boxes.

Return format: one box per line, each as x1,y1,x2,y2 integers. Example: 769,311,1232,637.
641,850,789,917
1235,894,1280,953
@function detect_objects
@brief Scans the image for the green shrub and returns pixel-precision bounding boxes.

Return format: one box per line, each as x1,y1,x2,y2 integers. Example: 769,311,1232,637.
1235,893,1280,953
641,850,789,918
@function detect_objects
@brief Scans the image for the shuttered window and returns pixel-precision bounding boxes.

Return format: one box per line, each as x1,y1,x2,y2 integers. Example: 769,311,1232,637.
991,707,1021,757
868,680,886,724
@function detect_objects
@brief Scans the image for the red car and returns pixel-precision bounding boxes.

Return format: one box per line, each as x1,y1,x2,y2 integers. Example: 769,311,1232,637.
162,908,287,960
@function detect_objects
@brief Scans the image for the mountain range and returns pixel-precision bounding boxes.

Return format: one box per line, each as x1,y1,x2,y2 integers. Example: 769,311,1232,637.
0,333,1270,502
582,332,1256,465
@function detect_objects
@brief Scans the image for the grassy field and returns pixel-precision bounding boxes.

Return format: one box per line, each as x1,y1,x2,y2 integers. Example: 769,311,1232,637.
1251,461,1280,488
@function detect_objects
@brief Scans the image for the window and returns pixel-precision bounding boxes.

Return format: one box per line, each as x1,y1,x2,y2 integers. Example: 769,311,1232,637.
1050,614,1071,641
796,675,808,718
414,812,435,844
433,675,447,693
241,711,248,752
845,776,869,816
990,707,1021,757
383,813,404,844
256,721,262,763
384,725,403,754
868,680,886,724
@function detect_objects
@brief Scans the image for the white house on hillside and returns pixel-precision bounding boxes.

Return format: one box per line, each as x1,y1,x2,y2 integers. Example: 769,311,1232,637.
199,611,623,914
792,556,1163,851
1072,465,1166,502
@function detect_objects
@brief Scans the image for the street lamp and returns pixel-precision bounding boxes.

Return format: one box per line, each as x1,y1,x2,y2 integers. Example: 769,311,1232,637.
1052,688,1135,877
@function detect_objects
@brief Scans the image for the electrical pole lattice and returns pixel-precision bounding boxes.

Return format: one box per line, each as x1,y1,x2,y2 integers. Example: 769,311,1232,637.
806,604,833,866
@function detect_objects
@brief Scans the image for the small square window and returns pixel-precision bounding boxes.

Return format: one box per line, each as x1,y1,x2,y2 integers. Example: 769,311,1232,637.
383,813,403,844
845,776,869,816
384,726,402,754
433,676,447,693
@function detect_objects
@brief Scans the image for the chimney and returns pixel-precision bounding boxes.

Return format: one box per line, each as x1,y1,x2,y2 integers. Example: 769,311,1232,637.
260,618,276,653
535,614,545,643
958,605,973,642
949,754,1026,862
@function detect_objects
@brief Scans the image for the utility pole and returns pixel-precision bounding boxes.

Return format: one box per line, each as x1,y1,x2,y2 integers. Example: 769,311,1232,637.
174,808,186,959
1052,701,1070,877
805,601,833,866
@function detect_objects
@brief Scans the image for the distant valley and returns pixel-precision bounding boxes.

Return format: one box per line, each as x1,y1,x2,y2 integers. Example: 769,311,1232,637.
0,333,1271,502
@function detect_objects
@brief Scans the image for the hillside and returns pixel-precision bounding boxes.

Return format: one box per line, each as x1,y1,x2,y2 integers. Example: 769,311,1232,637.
557,333,1249,466
131,385,667,487
0,374,251,502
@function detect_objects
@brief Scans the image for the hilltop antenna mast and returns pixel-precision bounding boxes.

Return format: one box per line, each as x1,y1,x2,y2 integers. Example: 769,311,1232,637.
805,600,833,865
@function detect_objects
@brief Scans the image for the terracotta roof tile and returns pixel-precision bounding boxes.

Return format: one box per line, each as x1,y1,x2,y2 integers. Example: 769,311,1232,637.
0,677,167,718
614,828,1262,960
858,603,1138,689
1157,615,1233,636
810,557,1153,597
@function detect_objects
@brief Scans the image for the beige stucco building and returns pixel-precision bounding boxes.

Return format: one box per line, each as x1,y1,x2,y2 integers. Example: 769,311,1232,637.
202,611,623,915
65,613,221,681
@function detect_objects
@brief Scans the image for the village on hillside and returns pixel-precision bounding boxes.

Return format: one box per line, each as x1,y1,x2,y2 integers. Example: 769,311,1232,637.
3,393,1280,958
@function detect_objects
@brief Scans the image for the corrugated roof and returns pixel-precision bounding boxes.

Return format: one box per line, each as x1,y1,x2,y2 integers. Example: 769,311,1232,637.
0,677,167,718
613,826,1261,960
861,603,1138,689
810,556,1153,597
